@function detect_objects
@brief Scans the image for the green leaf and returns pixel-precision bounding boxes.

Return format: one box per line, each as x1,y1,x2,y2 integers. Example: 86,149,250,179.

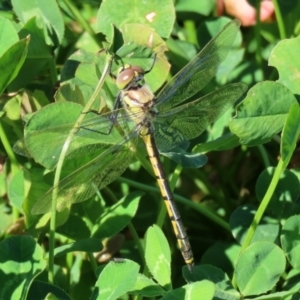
115,23,170,92
165,38,197,72
11,0,64,46
27,280,71,300
283,269,300,295
160,281,215,300
229,204,280,245
229,81,297,146
250,290,295,300
235,241,286,296
0,16,19,57
281,215,300,269
92,192,142,239
92,259,139,300
269,35,300,94
129,274,166,297
2,93,23,122
0,236,46,300
7,169,26,212
201,242,241,278
161,149,207,168
115,42,154,60
193,133,240,153
59,50,116,111
20,167,51,224
0,202,14,236
280,103,300,169
8,17,52,91
53,238,103,258
96,0,175,42
55,84,85,106
56,214,93,240
145,225,171,290
109,25,125,54
76,62,104,88
255,167,300,219
0,37,29,95
183,265,240,300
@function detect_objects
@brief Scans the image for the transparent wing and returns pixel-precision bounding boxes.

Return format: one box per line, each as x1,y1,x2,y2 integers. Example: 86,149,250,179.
156,19,241,111
154,82,247,152
31,132,139,214
14,102,143,170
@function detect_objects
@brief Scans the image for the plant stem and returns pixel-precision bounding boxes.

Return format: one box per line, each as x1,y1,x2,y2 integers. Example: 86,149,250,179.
272,0,287,39
231,159,285,288
118,176,230,231
48,53,113,283
62,0,105,48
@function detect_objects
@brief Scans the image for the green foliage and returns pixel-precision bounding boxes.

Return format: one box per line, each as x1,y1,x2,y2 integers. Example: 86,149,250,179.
229,81,297,145
235,241,286,296
1,0,300,299
0,236,46,299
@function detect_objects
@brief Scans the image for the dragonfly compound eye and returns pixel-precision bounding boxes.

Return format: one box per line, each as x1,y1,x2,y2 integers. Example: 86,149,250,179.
116,68,135,90
116,65,145,90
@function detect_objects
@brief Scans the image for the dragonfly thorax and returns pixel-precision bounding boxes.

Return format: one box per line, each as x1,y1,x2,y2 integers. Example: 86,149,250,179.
124,84,155,106
122,84,157,126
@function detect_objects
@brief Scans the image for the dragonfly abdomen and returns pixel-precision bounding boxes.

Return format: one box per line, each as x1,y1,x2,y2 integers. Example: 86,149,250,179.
141,133,194,270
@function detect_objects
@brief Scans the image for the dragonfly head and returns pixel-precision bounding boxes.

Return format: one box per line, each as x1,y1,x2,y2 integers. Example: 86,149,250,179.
116,65,145,91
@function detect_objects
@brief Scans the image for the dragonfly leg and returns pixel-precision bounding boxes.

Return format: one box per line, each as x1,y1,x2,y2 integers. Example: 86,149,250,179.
143,53,157,75
79,92,123,135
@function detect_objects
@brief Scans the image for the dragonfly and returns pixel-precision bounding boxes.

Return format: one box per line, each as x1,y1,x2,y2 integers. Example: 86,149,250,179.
16,19,247,270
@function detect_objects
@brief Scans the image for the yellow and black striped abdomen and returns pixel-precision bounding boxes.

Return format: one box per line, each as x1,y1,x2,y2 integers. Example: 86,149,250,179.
141,132,194,270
